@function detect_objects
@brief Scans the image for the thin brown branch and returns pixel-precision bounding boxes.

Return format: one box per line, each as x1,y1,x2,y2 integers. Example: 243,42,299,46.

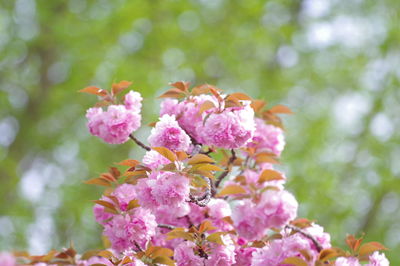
189,177,211,207
214,149,236,190
129,134,151,151
286,224,323,252
134,241,143,252
158,224,176,230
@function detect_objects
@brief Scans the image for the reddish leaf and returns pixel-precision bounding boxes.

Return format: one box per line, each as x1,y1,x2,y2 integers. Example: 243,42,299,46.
170,81,190,92
112,80,132,95
359,242,388,257
216,185,246,197
258,169,284,183
153,147,177,162
79,86,107,97
281,257,307,266
84,178,112,187
188,154,215,165
199,220,217,233
116,159,140,167
269,104,293,114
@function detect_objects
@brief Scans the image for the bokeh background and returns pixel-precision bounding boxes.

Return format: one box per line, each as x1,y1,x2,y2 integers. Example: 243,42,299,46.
1,0,399,263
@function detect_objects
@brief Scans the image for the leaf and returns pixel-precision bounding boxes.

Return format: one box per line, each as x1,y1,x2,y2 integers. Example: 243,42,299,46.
84,178,112,187
209,87,224,102
116,159,140,167
227,92,252,101
153,256,175,266
166,228,194,241
206,232,227,245
196,163,224,172
346,235,363,252
258,169,284,183
100,173,117,183
127,199,140,210
153,147,177,162
148,247,174,258
216,185,246,197
112,80,132,95
255,153,280,164
80,250,102,260
199,220,217,233
93,200,116,211
170,81,190,92
97,250,114,259
358,242,388,257
120,256,132,264
318,248,341,261
161,163,177,171
251,99,266,112
281,257,308,266
269,104,293,114
198,100,216,115
79,86,108,96
109,167,121,178
176,151,188,161
188,154,215,165
158,88,186,99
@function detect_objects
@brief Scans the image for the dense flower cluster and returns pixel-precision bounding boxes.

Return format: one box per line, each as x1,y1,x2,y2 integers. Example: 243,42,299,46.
1,82,390,266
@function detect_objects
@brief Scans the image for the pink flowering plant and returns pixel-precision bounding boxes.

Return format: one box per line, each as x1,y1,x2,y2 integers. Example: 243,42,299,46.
2,81,390,265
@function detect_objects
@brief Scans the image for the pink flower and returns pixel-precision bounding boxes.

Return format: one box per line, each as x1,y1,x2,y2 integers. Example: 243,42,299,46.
198,103,256,149
86,105,141,144
112,183,137,211
124,90,143,113
152,172,190,212
135,171,190,215
367,252,389,266
335,257,361,266
160,98,181,117
0,252,16,266
248,118,285,156
160,95,217,142
93,197,113,225
232,200,267,241
174,241,205,266
207,199,232,219
233,247,256,266
142,150,171,170
148,114,191,151
79,256,114,266
205,234,236,266
103,207,157,253
251,234,310,266
302,223,331,252
257,189,298,229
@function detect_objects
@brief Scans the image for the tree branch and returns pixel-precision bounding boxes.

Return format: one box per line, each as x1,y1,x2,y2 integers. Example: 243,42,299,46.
214,149,236,190
129,134,151,151
158,224,176,230
189,177,211,207
286,225,323,252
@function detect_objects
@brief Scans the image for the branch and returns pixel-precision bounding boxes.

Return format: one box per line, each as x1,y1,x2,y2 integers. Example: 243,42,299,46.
189,177,211,207
158,224,176,230
129,134,151,151
286,225,323,252
214,149,236,190
134,241,143,252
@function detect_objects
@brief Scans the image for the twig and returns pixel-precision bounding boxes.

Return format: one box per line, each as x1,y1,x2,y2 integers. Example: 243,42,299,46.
189,177,211,207
129,134,150,151
214,149,236,190
158,224,176,230
286,224,323,252
134,241,143,252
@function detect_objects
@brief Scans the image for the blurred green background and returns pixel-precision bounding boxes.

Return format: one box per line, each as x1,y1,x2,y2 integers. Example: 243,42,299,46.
1,0,399,263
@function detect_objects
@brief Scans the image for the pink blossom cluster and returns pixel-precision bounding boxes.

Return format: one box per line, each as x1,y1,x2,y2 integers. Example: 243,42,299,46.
86,91,142,144
2,83,390,265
